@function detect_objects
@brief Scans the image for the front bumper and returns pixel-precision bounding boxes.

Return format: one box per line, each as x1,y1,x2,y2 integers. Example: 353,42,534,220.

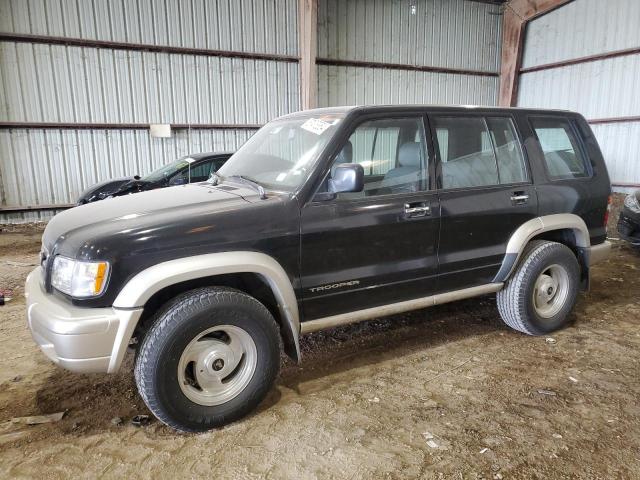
618,211,640,245
25,267,142,373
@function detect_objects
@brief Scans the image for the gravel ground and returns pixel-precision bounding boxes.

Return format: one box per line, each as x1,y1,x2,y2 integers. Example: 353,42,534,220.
0,197,639,479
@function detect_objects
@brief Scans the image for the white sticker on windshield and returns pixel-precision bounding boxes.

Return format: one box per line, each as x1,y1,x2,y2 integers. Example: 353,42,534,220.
301,118,332,135
184,157,196,164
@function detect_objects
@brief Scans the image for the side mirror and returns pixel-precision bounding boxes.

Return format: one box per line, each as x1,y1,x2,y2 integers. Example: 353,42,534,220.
328,163,364,194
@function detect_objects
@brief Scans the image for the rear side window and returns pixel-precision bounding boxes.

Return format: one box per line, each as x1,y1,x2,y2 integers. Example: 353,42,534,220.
530,117,589,180
486,117,528,185
433,116,527,189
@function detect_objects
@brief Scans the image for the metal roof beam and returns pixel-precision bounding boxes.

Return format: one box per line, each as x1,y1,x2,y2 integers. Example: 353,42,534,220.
498,0,573,106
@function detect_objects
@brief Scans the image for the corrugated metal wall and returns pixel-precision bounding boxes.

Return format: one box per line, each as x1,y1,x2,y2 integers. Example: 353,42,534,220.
316,0,503,107
0,0,299,223
517,0,640,192
318,66,499,106
0,43,299,124
0,0,299,54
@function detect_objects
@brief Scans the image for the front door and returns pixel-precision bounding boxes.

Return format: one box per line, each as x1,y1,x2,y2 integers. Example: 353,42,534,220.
300,115,440,320
431,113,539,291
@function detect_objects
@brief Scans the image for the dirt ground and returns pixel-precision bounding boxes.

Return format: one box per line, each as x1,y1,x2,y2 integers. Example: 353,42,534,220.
1,198,639,479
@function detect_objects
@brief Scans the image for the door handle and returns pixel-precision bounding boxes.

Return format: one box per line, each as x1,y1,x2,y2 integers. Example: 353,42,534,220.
510,192,529,205
404,203,431,218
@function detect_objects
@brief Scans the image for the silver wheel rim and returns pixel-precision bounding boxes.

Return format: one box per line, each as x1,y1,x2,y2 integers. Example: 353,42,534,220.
178,325,257,406
532,264,570,319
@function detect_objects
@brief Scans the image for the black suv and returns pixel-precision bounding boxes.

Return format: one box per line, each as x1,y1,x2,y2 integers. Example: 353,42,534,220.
26,106,611,432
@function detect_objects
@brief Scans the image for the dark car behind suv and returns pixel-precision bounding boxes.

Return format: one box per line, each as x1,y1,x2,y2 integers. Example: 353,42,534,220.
77,152,232,204
618,189,640,245
26,105,611,432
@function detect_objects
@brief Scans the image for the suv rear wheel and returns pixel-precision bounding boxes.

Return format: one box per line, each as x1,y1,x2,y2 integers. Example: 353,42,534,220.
134,287,280,432
497,240,580,335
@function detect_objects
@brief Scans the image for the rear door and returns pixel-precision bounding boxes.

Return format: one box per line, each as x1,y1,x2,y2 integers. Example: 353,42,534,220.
431,113,539,291
299,114,440,320
527,114,610,245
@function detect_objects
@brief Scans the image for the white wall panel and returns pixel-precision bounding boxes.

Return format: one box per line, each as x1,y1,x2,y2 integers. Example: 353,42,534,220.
318,65,498,107
317,0,502,108
318,0,502,72
0,42,300,124
517,56,640,120
522,0,640,68
0,0,299,56
590,122,640,191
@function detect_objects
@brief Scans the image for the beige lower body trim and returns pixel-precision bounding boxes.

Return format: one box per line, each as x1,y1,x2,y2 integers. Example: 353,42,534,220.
25,267,143,374
589,241,611,266
300,283,503,334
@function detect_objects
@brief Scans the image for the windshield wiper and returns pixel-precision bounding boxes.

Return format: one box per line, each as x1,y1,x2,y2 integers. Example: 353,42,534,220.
227,175,267,200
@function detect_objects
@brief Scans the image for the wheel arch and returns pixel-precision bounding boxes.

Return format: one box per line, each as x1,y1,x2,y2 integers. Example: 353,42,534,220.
493,214,590,283
110,252,301,371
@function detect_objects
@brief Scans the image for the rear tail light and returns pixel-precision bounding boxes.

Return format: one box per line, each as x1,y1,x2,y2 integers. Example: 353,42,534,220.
604,195,612,227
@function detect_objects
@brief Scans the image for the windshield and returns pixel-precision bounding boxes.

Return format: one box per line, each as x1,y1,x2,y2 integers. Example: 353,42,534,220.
216,114,344,191
143,157,191,182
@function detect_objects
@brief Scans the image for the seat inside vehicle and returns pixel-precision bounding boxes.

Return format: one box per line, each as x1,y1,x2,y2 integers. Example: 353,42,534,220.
380,142,423,193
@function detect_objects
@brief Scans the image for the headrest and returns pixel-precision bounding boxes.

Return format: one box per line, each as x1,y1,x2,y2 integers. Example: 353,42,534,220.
335,140,353,165
398,143,422,167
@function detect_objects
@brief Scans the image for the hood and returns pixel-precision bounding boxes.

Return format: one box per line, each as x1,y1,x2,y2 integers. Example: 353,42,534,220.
44,183,254,253
77,177,136,203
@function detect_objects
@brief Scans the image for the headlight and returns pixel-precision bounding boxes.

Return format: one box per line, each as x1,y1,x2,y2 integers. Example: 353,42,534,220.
51,256,110,297
624,194,640,213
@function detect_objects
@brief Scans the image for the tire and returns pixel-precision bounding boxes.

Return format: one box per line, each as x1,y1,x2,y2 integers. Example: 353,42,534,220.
134,287,281,432
497,240,580,336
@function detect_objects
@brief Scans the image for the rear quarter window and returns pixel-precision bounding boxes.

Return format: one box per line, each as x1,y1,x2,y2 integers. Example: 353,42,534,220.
530,116,591,180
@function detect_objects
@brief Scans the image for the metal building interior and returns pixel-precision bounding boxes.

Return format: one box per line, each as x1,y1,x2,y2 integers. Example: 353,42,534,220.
1,0,639,477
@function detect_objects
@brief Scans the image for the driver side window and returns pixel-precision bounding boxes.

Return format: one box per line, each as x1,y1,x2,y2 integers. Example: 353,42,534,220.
189,160,215,182
327,117,429,199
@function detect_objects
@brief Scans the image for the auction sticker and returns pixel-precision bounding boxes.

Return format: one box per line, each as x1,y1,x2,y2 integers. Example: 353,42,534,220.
301,118,332,135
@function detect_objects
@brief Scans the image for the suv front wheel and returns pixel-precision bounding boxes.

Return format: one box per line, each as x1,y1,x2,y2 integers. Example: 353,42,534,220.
497,240,580,335
134,287,281,432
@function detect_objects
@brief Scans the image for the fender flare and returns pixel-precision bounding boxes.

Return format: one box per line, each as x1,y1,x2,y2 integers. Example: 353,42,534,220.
493,214,590,283
109,251,301,371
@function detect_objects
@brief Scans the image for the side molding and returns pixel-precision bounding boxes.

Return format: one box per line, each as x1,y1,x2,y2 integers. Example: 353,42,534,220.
301,283,503,334
113,251,301,362
493,214,590,282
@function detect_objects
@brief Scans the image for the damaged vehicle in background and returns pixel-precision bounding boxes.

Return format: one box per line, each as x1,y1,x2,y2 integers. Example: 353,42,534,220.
77,152,232,204
618,189,640,246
